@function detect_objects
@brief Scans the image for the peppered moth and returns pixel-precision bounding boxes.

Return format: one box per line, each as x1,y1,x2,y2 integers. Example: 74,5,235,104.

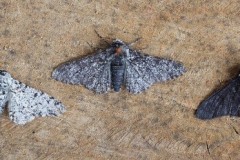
196,74,240,119
52,39,186,94
0,70,65,124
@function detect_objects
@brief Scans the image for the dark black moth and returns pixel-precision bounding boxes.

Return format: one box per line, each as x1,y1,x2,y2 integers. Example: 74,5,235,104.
52,39,186,94
196,73,240,119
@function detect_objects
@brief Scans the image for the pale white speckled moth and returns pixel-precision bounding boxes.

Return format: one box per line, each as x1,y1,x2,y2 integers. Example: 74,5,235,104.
0,70,65,125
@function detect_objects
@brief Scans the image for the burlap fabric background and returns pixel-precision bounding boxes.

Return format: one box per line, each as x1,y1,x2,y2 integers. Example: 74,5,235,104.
1,0,240,159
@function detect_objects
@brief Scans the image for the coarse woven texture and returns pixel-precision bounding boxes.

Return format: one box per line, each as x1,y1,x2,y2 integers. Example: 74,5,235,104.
52,40,185,94
1,0,240,159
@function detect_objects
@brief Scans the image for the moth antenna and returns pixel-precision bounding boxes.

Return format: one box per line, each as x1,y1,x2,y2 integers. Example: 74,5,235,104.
128,37,142,46
86,42,95,50
94,30,111,45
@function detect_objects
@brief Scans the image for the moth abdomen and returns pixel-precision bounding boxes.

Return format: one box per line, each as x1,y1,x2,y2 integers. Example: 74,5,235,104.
111,64,125,92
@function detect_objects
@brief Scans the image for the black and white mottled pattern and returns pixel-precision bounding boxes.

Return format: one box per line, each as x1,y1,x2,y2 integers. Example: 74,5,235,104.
196,74,240,119
0,70,65,125
52,39,186,94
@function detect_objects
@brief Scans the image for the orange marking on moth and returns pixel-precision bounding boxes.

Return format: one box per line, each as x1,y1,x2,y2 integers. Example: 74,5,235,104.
115,48,122,55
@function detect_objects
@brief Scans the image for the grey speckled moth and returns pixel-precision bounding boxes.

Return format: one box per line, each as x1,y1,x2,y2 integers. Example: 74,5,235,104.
53,39,186,94
0,70,65,125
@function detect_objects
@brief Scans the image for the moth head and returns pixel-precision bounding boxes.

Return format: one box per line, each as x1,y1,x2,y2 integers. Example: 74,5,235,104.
0,70,11,79
112,39,125,48
0,70,11,90
112,39,128,55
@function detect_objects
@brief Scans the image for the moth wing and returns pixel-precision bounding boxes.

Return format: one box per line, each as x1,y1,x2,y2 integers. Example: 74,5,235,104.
0,91,7,114
196,76,240,119
52,50,112,93
0,70,11,114
8,79,65,125
125,50,185,93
